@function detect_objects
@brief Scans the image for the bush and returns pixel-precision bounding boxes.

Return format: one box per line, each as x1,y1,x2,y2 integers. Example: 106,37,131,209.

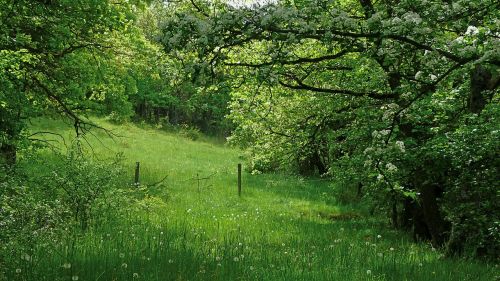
44,149,125,230
178,124,202,141
0,171,70,275
440,108,500,259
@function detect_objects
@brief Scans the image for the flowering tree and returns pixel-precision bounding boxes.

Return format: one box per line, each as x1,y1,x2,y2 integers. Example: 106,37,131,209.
160,0,499,257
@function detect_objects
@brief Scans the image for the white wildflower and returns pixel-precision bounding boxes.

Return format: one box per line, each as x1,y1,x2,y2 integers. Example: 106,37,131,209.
22,253,31,261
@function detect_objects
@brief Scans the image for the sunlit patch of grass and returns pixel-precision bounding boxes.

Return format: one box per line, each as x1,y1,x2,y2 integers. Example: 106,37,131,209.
3,117,496,281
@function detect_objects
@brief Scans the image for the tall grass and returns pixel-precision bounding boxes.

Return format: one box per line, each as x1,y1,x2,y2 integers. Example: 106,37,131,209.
3,118,496,281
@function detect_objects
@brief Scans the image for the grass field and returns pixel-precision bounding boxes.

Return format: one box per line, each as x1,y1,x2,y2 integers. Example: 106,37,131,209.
3,118,497,281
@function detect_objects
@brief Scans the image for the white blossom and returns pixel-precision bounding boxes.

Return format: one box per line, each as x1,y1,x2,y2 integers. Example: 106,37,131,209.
395,141,405,152
386,163,397,172
403,12,422,24
453,36,464,44
415,71,423,80
465,26,479,36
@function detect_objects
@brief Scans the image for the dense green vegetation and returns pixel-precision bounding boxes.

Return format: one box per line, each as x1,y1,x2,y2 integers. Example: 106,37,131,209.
1,0,499,280
1,119,497,281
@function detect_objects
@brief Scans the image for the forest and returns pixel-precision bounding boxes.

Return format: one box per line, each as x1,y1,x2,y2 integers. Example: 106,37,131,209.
0,0,499,280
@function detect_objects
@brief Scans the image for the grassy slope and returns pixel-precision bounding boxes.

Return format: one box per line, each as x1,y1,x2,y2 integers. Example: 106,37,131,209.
8,118,496,281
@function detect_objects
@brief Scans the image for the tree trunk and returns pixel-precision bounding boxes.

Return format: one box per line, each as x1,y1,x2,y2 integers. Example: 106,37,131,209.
311,150,327,175
401,198,432,242
420,183,449,246
0,143,16,166
469,65,495,114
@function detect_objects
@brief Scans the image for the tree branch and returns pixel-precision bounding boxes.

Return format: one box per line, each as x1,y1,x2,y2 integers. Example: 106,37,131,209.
224,50,354,68
278,76,396,100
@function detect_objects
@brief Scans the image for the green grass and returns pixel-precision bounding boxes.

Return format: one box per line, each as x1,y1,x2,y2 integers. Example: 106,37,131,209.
3,117,497,281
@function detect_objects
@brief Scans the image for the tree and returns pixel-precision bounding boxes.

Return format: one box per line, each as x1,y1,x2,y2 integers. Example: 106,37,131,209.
159,0,499,258
0,0,147,165
127,2,234,136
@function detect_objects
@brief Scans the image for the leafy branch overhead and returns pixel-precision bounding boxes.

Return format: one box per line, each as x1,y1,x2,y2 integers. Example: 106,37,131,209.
0,0,149,144
162,0,499,101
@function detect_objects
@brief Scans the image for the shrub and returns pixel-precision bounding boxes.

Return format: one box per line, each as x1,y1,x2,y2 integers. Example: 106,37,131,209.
179,124,202,141
44,149,125,230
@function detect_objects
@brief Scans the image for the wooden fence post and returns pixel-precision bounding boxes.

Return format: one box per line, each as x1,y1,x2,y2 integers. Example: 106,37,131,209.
134,162,140,186
197,173,200,193
238,163,242,196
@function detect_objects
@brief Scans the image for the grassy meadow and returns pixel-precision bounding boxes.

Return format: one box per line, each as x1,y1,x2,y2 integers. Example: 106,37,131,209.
2,118,497,281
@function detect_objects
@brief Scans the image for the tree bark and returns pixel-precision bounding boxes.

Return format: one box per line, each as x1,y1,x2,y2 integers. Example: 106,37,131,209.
420,183,449,246
0,143,16,166
469,65,492,114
